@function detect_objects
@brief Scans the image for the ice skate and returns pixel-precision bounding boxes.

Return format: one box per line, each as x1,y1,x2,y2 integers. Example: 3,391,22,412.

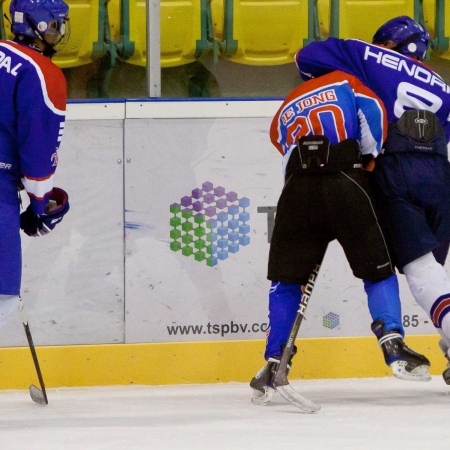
372,320,431,382
438,340,450,385
250,346,297,405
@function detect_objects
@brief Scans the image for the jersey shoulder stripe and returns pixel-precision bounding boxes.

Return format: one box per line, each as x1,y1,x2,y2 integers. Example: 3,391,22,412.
0,41,66,115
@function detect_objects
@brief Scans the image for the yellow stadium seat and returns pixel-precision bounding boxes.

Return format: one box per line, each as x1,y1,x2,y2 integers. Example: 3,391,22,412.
0,0,112,68
219,0,311,65
1,0,14,40
423,0,450,58
329,0,416,42
55,0,106,68
122,0,212,68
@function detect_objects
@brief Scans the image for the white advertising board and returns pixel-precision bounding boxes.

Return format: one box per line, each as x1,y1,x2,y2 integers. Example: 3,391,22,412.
0,120,125,347
123,117,437,343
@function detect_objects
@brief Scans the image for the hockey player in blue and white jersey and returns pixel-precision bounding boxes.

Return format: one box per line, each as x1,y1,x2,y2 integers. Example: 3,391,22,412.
250,70,431,405
0,0,70,329
296,16,450,384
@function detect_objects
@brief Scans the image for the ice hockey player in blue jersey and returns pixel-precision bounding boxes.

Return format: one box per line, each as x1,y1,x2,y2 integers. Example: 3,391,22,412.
250,70,431,405
0,0,70,328
296,16,450,385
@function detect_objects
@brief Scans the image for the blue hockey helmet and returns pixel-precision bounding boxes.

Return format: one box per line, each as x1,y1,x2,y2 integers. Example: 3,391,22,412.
10,0,69,45
372,16,430,61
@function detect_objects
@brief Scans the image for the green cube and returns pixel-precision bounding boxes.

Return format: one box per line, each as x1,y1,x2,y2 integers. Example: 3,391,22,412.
170,229,182,240
170,217,182,228
170,204,182,214
194,251,206,262
170,241,182,252
194,239,206,250
194,226,205,238
181,210,193,219
182,221,193,232
181,234,194,245
182,245,193,256
194,215,205,225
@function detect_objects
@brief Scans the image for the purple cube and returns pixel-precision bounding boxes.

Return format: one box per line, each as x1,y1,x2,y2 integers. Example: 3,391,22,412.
181,196,192,207
192,188,202,199
216,198,227,209
202,181,214,192
214,186,225,197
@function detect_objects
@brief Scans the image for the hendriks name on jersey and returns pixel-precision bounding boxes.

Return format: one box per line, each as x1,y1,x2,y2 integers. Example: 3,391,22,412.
363,44,450,94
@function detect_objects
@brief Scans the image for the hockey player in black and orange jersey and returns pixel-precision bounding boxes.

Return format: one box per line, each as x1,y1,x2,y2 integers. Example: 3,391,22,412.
297,16,450,385
250,70,431,405
0,0,70,328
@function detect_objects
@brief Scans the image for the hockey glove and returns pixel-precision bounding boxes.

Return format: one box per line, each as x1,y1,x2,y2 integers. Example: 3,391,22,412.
20,187,70,237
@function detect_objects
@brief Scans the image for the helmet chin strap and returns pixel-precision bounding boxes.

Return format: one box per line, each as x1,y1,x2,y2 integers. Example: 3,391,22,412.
42,44,57,58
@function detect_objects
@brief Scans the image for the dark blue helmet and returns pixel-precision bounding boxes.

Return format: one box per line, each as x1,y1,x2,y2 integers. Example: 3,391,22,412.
372,16,430,61
10,0,69,45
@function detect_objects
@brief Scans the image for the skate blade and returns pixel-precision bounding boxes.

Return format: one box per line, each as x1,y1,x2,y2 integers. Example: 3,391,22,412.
390,361,432,382
275,384,321,413
251,387,274,405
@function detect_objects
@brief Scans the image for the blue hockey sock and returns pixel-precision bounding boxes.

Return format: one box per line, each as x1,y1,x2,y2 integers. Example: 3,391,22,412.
364,274,404,337
265,281,302,360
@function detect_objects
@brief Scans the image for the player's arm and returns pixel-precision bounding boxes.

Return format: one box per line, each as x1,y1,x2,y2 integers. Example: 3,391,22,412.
16,60,66,214
295,38,369,85
269,103,288,155
353,79,388,156
16,61,69,236
349,76,388,170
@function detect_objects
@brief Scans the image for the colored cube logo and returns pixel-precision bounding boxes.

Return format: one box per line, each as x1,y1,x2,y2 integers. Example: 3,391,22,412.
323,312,340,329
170,182,250,266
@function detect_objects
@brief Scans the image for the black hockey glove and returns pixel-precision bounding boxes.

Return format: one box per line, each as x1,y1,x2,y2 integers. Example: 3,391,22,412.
20,187,70,237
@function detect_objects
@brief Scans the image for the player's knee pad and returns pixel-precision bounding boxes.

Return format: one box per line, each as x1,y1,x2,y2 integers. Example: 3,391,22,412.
0,295,19,329
403,253,450,314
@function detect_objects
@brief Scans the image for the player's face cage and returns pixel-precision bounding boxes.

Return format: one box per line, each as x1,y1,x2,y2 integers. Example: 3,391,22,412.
43,17,70,47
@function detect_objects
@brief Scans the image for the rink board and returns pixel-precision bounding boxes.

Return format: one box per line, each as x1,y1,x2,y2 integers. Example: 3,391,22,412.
0,101,447,388
0,335,444,390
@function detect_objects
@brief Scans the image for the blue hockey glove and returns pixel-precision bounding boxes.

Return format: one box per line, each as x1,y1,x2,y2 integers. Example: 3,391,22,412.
20,187,70,237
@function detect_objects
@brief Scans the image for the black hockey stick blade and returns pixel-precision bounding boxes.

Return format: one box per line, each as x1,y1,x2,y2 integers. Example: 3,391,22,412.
275,384,321,413
19,299,48,405
29,384,48,405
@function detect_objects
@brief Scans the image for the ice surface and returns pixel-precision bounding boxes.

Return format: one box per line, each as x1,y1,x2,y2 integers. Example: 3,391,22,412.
1,376,449,449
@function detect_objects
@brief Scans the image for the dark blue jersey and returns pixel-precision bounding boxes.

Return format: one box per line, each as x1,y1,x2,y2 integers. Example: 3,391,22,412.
0,40,66,214
296,38,450,142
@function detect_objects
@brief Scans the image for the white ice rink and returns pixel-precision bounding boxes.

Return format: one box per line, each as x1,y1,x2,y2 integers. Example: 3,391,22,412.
2,376,450,450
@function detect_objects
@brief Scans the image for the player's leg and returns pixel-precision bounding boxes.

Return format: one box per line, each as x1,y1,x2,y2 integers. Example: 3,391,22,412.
337,170,430,380
0,208,22,329
250,174,327,403
402,250,450,384
249,282,301,402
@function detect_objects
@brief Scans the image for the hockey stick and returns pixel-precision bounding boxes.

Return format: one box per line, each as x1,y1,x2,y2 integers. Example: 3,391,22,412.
272,261,323,413
18,298,48,405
